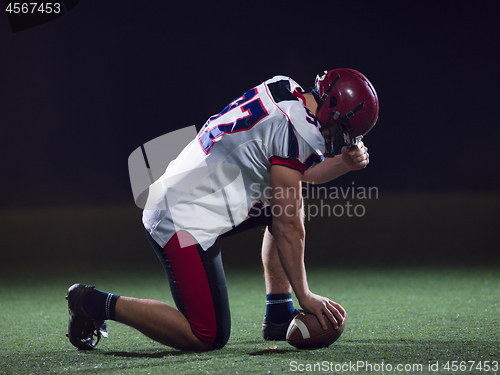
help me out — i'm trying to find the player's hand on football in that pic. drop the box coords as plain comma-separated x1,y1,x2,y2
341,141,369,171
299,291,346,330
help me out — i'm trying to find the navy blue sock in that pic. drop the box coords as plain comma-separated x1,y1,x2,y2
265,293,295,324
82,289,120,321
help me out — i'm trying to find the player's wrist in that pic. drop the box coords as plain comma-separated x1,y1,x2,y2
295,289,313,306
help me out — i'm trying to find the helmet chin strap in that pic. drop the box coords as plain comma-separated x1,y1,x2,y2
322,110,341,157
317,74,340,114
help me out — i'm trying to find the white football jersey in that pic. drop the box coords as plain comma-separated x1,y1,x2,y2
143,76,326,250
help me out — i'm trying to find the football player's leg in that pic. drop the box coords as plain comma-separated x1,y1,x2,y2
114,295,212,350
146,231,230,350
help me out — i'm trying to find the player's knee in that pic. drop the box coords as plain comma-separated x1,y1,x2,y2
212,325,230,349
192,320,230,350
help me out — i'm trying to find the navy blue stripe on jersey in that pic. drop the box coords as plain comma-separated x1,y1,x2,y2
304,153,324,169
248,200,265,217
267,80,298,103
286,122,299,159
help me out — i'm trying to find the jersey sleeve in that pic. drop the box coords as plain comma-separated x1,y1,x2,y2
264,76,325,174
269,155,308,174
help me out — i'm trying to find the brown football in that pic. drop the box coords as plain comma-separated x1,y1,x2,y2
286,312,347,349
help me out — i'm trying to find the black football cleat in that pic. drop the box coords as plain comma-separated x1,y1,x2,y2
262,309,302,341
66,283,108,350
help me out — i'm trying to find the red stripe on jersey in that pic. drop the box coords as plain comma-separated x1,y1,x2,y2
269,156,307,175
292,88,306,105
162,231,217,347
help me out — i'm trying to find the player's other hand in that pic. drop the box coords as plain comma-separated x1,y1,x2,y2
299,291,346,330
341,141,369,171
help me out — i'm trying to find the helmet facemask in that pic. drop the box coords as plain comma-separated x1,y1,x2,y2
321,112,364,157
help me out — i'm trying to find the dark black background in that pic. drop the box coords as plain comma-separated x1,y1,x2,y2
1,1,499,209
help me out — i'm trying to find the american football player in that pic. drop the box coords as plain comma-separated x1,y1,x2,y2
66,69,379,351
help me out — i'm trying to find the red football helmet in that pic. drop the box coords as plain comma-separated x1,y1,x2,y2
314,68,379,155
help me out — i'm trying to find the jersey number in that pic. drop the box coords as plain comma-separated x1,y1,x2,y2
198,88,269,154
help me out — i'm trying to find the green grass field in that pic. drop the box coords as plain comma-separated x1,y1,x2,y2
1,267,498,374
1,193,499,374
